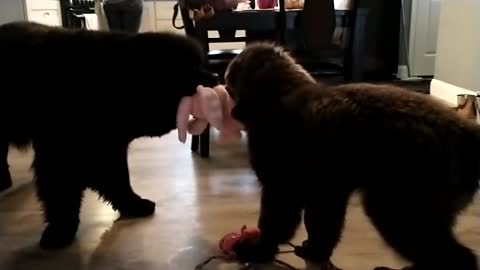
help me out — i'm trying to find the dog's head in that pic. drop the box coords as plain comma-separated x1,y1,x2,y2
140,32,220,95
224,42,315,123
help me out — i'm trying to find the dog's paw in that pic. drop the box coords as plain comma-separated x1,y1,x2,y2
233,238,278,263
294,241,342,270
39,223,78,250
119,198,156,218
294,243,323,262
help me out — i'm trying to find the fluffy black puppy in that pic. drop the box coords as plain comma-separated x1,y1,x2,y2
224,42,479,270
0,21,219,249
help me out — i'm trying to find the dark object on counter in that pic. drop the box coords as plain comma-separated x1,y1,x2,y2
356,0,401,80
301,0,335,52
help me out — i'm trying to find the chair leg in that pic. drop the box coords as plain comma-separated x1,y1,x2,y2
191,135,199,153
199,125,210,158
345,8,369,82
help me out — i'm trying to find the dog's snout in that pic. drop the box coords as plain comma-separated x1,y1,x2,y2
200,71,220,88
211,72,220,82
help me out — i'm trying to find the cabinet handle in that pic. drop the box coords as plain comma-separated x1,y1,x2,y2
44,12,50,16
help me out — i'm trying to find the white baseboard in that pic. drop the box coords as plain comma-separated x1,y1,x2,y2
430,79,477,107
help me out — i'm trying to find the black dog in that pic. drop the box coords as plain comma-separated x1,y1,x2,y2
225,42,479,270
0,21,218,249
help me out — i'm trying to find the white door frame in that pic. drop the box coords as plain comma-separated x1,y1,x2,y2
408,0,439,77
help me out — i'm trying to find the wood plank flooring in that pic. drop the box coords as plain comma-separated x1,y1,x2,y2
0,131,478,270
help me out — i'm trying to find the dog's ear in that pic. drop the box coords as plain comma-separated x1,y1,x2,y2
176,96,193,143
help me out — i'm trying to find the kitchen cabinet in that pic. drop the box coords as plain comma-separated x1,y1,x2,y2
24,0,62,26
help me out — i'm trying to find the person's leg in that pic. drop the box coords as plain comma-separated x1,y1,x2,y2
103,2,124,32
121,1,143,33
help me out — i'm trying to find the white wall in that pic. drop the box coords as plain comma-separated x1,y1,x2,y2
430,0,480,105
0,0,26,25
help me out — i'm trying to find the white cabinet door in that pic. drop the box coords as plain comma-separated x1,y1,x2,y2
408,0,441,76
29,9,61,26
24,0,62,26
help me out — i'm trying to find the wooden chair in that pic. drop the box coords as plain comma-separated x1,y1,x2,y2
286,0,368,82
175,0,368,158
174,0,287,81
60,0,96,29
175,0,289,158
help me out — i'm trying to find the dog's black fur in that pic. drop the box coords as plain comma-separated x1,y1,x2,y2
0,21,219,249
225,42,480,270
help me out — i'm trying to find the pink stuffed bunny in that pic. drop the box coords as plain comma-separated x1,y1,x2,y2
176,85,244,144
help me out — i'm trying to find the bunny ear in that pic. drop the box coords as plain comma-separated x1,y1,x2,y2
176,96,193,143
197,86,224,130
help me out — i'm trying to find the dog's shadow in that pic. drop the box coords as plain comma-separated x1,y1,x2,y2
0,183,84,270
0,243,84,270
85,219,315,270
82,215,159,270
0,214,322,270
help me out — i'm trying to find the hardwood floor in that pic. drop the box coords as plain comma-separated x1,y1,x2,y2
0,131,478,270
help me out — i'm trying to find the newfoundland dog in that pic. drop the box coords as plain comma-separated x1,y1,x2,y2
225,42,479,270
0,21,218,249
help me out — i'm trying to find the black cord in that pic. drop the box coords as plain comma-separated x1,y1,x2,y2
194,242,300,270
172,3,185,29
194,255,232,270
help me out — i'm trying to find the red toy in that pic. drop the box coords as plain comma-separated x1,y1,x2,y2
194,225,261,270
218,225,261,257
195,225,298,270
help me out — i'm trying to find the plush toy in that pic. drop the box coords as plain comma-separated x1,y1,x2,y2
195,225,299,270
176,85,244,144
219,225,261,257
